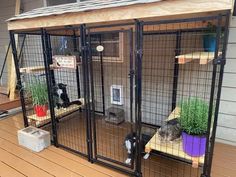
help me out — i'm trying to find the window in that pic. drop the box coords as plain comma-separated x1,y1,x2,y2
46,0,89,6
47,0,76,6
91,32,124,62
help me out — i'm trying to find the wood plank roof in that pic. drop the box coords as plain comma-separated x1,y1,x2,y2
8,0,162,21
7,0,232,31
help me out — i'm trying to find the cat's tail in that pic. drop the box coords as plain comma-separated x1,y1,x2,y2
69,100,82,106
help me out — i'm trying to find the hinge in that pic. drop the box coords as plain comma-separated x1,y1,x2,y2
128,70,135,77
214,56,226,65
136,49,143,57
81,45,88,51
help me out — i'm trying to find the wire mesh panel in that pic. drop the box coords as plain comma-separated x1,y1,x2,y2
17,34,52,129
11,12,229,177
48,32,88,155
88,28,137,171
14,30,89,156
140,15,228,177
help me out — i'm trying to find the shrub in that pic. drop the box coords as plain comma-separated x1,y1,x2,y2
180,98,209,136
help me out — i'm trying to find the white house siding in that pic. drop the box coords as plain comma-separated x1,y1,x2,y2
0,0,44,86
216,15,236,146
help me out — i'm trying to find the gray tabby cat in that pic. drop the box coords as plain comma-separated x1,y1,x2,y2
158,118,182,141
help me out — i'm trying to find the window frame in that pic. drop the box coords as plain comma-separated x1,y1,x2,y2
91,32,124,63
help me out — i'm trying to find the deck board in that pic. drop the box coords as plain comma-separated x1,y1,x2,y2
0,161,25,177
0,113,235,177
0,114,126,177
0,147,53,177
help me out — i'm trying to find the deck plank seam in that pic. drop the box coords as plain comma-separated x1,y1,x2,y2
0,129,112,177
0,146,55,177
0,160,27,177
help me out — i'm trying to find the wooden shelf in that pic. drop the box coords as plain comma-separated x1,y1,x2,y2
145,134,204,168
28,98,84,127
167,107,180,121
175,52,217,65
20,65,56,73
145,107,204,168
20,63,81,74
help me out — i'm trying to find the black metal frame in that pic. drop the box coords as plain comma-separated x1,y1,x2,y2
86,25,138,175
139,12,230,177
41,29,58,146
9,11,230,177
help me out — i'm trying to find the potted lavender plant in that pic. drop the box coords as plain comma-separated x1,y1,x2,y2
180,98,208,157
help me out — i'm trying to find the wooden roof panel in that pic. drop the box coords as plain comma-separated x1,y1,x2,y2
8,0,162,21
7,0,232,31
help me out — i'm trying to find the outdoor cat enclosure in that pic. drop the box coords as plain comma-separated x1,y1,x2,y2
8,0,231,177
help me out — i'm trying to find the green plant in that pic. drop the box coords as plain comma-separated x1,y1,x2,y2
180,98,209,136
27,81,48,106
205,22,216,35
205,22,224,37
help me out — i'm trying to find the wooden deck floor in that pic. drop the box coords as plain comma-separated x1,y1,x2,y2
0,114,127,177
0,113,235,177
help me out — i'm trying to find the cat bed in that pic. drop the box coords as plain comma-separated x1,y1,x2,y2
27,98,84,127
145,107,204,168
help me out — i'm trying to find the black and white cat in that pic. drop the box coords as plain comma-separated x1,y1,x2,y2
53,83,82,109
124,133,151,164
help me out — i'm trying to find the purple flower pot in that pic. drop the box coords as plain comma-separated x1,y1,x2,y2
182,132,206,157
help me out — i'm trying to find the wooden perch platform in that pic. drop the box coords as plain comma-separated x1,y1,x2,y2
28,100,84,127
145,135,204,168
167,107,180,121
145,107,204,168
19,65,56,73
175,52,217,65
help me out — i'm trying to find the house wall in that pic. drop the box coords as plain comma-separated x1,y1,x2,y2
0,0,44,86
91,31,214,127
216,15,236,146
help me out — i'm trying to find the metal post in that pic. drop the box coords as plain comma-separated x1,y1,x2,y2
134,20,143,177
171,31,181,110
18,34,26,66
128,28,135,169
99,34,106,115
202,14,223,177
47,35,56,85
87,28,97,161
9,31,28,127
41,28,58,146
204,12,230,177
80,24,93,161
